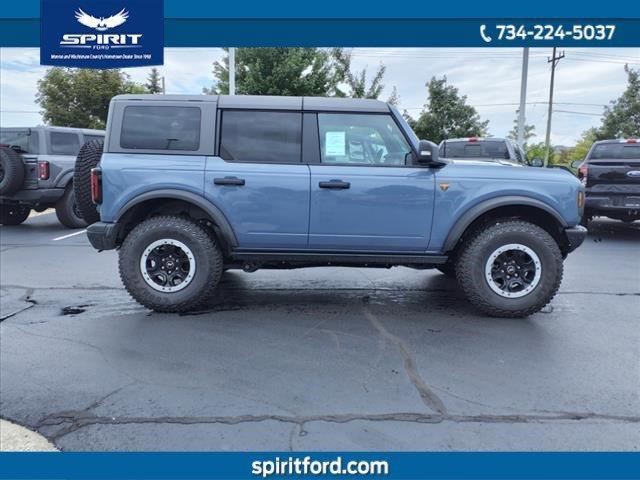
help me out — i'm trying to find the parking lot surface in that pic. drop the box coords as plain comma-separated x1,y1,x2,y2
1,212,639,451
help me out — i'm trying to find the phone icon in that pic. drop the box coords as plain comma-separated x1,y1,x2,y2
480,24,492,43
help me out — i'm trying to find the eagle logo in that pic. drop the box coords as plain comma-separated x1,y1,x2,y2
74,8,129,31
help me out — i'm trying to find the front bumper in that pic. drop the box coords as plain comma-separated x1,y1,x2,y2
86,222,121,251
564,225,587,253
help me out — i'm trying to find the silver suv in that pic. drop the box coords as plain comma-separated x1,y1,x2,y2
0,126,104,227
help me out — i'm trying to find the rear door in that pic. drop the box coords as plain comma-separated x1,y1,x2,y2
308,112,435,252
204,109,310,249
586,141,640,205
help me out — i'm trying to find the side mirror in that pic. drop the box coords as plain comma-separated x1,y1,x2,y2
416,140,441,165
571,160,583,169
530,158,544,167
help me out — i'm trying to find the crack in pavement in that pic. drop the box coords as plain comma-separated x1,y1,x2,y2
363,308,448,416
35,410,640,442
0,288,37,322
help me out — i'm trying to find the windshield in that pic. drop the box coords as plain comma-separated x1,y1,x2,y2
440,140,510,160
0,129,38,153
590,143,640,160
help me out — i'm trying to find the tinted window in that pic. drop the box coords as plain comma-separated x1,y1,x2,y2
50,132,81,155
440,140,509,159
318,114,411,166
0,130,39,154
590,143,640,160
83,134,104,143
220,111,302,163
121,106,201,151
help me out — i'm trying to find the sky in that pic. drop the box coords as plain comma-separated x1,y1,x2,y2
1,47,639,146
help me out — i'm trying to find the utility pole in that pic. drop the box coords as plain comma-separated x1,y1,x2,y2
516,47,529,151
228,47,236,95
544,47,565,167
161,76,166,94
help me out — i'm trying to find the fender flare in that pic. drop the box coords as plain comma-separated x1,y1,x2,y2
55,171,74,189
442,195,568,252
115,189,238,248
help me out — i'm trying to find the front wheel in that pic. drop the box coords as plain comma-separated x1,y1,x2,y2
455,220,563,318
0,205,30,225
118,215,224,313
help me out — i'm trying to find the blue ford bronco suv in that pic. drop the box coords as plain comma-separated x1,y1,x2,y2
79,94,586,317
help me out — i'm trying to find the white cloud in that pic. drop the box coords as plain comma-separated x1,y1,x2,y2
1,47,638,145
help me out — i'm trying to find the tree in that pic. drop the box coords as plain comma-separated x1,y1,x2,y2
597,65,639,139
410,76,489,143
525,142,549,163
331,49,386,99
507,109,536,147
203,48,346,97
36,68,144,129
146,67,162,93
568,128,598,162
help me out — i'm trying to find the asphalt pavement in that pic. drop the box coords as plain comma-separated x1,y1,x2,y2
1,212,639,451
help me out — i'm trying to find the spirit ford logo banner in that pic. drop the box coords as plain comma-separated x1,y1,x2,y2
40,0,163,68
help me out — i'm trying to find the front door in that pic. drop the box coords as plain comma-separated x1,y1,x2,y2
204,110,310,249
308,113,435,252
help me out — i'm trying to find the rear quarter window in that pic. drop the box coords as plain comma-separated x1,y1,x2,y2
50,131,81,155
120,106,201,151
441,141,509,159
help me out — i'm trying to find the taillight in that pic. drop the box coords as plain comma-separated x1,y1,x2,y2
38,161,50,180
627,138,637,143
577,163,588,186
468,137,478,142
90,168,102,204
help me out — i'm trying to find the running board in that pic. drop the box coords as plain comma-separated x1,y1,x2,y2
230,250,448,266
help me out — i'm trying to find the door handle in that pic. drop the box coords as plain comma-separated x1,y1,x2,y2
214,177,245,186
319,180,350,189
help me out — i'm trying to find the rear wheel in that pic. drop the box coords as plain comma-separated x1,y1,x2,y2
74,139,103,225
0,205,30,225
0,146,25,195
119,216,224,313
55,184,88,229
455,220,563,318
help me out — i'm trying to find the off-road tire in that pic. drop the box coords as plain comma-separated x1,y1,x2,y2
0,205,30,225
73,139,103,225
55,184,88,229
0,146,25,195
119,215,224,313
455,220,563,318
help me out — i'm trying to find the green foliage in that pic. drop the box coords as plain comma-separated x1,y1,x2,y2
331,48,386,99
409,76,489,143
203,48,347,97
597,66,640,140
506,109,536,147
525,142,548,163
36,68,143,129
567,128,597,162
145,68,162,94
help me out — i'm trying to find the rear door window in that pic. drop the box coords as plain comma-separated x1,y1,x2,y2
50,132,81,155
120,106,201,151
590,143,640,160
219,110,302,163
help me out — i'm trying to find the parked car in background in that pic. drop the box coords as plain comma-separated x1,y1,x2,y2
0,126,104,227
574,138,640,224
77,94,586,318
439,137,539,167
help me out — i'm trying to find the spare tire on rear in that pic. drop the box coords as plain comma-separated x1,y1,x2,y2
73,139,103,225
0,146,25,195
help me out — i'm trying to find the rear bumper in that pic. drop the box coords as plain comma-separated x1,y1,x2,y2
564,226,588,253
86,222,120,251
0,188,65,206
585,193,640,213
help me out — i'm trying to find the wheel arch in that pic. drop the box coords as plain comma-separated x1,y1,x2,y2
443,196,569,254
115,189,238,252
